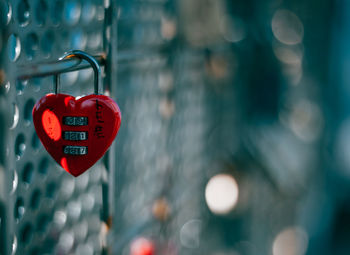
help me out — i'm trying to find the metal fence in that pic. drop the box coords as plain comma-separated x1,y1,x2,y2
0,1,109,254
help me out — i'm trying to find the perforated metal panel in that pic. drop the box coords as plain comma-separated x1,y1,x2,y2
111,1,213,254
112,0,177,253
0,1,109,254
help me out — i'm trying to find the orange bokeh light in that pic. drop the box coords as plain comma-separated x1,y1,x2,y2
42,109,61,141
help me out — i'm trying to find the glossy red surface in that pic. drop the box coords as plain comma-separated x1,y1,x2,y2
33,93,121,177
42,109,62,141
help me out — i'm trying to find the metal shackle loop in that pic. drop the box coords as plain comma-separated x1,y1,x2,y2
54,50,102,95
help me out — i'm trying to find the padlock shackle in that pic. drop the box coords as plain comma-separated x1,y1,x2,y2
55,50,102,95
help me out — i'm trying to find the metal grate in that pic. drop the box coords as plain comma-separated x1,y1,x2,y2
1,1,108,254
111,1,212,254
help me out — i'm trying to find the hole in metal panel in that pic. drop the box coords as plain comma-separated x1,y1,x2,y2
61,178,75,199
61,71,79,87
31,77,41,91
73,221,88,241
30,189,41,210
31,132,40,150
57,230,74,253
87,215,101,235
24,33,39,60
81,0,95,24
75,244,94,255
54,210,67,230
38,157,48,175
67,200,81,220
29,247,40,255
10,103,19,129
11,169,18,194
35,0,47,26
78,68,93,82
46,182,57,198
4,81,11,93
17,0,30,27
11,235,17,255
81,193,95,211
0,1,11,25
20,223,33,244
41,30,54,57
96,5,104,21
71,29,87,49
14,198,25,220
15,134,26,159
89,165,101,183
16,79,27,94
36,214,49,233
7,34,21,62
76,173,89,190
24,98,35,124
63,0,81,26
51,0,63,25
87,31,102,50
87,234,101,253
22,162,34,185
60,30,71,50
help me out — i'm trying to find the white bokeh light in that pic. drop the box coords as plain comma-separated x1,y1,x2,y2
180,219,202,249
272,226,309,255
205,174,239,215
272,9,304,45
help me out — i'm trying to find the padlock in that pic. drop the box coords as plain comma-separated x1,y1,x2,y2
32,50,121,177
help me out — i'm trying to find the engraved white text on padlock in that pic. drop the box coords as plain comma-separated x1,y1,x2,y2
63,131,88,141
63,146,88,155
63,116,88,126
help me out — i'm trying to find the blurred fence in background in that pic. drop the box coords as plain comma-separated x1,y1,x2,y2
1,0,350,254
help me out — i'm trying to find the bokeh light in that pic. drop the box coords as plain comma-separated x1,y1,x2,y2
205,174,239,215
130,237,155,255
272,9,304,45
180,219,202,249
272,227,309,255
220,16,246,43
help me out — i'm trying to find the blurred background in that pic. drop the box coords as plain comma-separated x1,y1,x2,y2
1,0,350,254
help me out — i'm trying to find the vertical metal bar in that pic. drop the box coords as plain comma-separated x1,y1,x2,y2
0,107,6,255
103,0,118,253
1,23,11,255
54,75,59,94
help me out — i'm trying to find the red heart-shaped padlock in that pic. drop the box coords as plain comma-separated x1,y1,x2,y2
32,93,121,177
